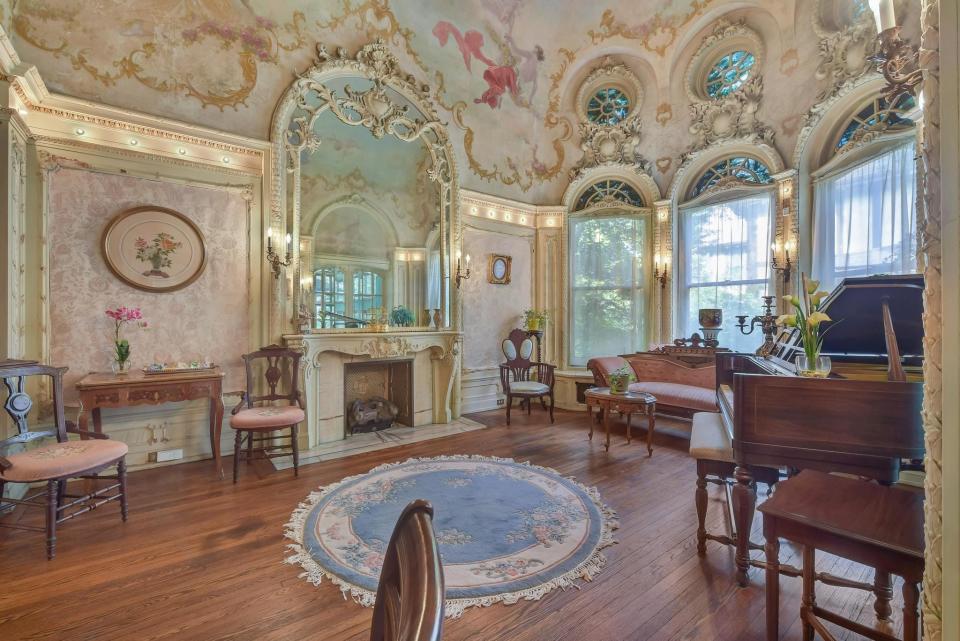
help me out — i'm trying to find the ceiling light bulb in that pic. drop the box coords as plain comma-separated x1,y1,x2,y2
75,128,86,136
222,156,231,164
129,138,138,146
177,148,187,155
17,107,27,116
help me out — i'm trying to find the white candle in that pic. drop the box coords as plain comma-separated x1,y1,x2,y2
869,0,897,31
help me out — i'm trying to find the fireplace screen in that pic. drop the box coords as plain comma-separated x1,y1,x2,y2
344,360,413,435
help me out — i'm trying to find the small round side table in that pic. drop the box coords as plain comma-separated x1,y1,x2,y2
584,387,657,456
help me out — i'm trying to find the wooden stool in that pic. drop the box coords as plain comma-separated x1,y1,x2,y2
759,470,923,641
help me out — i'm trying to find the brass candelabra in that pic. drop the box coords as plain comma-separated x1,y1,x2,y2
736,296,780,357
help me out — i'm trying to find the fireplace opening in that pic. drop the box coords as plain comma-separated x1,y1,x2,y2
344,359,414,436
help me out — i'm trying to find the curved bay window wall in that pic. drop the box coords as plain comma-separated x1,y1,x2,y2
568,180,650,366
678,156,775,353
812,94,920,289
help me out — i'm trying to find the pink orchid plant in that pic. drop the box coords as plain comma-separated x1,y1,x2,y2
105,306,148,373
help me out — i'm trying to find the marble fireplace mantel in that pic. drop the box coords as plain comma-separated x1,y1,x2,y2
283,330,463,447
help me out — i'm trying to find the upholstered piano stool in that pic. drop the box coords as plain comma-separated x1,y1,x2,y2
690,411,778,556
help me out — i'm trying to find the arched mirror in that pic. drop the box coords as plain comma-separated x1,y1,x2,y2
271,40,458,333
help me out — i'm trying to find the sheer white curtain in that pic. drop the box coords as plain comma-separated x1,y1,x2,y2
426,250,441,310
568,214,647,366
813,142,917,290
678,194,773,353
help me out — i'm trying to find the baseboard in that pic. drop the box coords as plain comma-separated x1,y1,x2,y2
462,367,503,413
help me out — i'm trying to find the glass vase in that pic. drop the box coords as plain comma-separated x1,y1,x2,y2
795,354,831,378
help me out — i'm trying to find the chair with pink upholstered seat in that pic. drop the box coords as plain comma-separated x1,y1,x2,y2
0,360,128,560
229,345,305,482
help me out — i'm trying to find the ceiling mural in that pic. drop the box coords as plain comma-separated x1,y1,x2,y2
4,0,915,203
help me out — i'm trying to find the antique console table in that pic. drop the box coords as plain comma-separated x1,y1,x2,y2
75,368,225,477
584,387,657,455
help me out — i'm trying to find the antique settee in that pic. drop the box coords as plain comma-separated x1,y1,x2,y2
586,350,719,419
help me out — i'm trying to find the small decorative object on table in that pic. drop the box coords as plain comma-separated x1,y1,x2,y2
432,308,442,329
297,303,314,334
368,308,390,333
523,308,548,332
390,305,415,327
105,306,148,374
144,358,216,375
608,365,634,394
698,308,723,347
777,273,835,378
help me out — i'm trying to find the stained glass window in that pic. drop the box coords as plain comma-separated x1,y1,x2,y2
691,157,774,198
575,179,644,211
705,50,756,98
835,94,917,151
586,87,630,125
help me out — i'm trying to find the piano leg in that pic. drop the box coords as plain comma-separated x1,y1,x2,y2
695,462,708,556
733,464,757,587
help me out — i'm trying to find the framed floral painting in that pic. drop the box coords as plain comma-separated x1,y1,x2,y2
101,206,207,292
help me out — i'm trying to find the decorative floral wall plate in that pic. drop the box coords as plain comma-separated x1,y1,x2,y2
102,206,207,292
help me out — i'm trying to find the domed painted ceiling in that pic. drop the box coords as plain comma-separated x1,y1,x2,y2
2,0,909,203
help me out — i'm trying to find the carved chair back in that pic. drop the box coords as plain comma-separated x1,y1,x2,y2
370,499,444,641
240,345,302,409
0,360,69,450
501,328,536,382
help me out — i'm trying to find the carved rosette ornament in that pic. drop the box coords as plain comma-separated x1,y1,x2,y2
570,118,651,181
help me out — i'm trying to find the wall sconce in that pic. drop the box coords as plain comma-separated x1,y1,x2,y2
653,253,668,289
868,0,922,102
455,253,471,288
267,230,292,279
770,239,794,284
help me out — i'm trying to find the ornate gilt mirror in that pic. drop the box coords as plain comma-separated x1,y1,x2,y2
271,39,459,333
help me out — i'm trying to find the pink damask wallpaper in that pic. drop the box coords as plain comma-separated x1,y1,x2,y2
47,169,250,397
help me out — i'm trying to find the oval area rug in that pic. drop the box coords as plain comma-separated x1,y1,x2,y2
284,455,618,617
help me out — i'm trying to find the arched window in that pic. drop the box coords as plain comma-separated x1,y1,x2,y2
835,94,916,151
691,156,773,198
678,156,775,352
574,179,644,211
314,266,346,328
813,94,919,289
586,87,631,126
705,50,756,98
568,179,649,365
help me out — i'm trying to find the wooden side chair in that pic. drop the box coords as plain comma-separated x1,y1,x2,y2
370,499,444,641
229,345,305,483
0,360,128,559
499,328,555,425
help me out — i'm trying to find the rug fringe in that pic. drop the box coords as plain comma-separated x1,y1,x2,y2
282,454,619,618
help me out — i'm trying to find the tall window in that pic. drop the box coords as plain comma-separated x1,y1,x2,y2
314,267,346,328
353,270,384,320
679,195,773,353
569,214,648,365
813,142,917,289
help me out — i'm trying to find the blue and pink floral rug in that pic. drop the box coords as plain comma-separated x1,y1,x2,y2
284,455,618,617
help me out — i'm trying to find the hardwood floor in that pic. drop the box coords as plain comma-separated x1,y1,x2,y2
0,409,906,641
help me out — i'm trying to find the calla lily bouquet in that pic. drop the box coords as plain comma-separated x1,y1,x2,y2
777,274,834,371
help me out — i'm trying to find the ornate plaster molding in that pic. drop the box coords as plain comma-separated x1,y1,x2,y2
573,56,644,124
562,165,662,214
569,117,651,182
814,22,880,101
683,75,776,161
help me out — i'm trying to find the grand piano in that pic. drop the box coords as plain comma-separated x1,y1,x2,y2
716,274,926,588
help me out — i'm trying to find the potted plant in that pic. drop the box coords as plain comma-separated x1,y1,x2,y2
777,273,836,378
523,308,548,332
608,364,634,395
105,306,148,374
390,306,415,327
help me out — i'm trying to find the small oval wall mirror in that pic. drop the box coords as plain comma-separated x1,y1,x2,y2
488,254,512,285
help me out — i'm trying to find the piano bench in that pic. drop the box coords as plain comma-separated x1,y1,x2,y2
759,470,924,641
691,412,779,557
